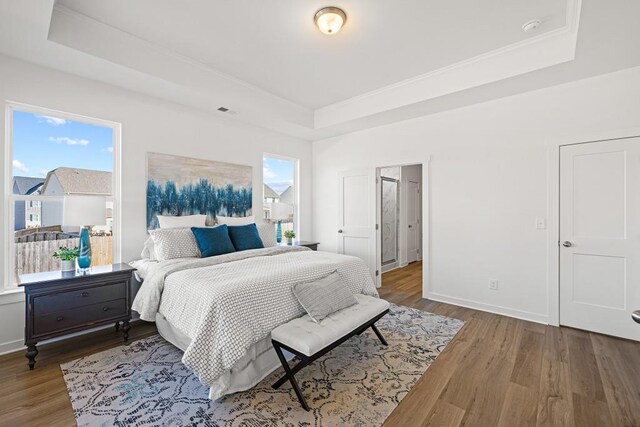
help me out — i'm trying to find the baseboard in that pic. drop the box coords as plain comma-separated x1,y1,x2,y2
427,292,549,325
0,339,24,356
0,318,144,356
381,264,399,274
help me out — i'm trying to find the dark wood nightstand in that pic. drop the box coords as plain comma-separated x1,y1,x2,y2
19,263,136,370
279,241,320,251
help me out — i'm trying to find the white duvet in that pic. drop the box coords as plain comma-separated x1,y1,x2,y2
131,246,378,394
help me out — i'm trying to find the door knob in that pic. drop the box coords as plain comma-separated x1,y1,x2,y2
337,229,343,233
408,225,412,228
562,241,573,247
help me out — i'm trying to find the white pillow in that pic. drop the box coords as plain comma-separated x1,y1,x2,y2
216,215,254,226
148,228,200,261
157,214,207,229
257,223,277,247
140,237,158,261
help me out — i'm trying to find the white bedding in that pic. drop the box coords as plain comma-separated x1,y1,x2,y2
129,258,159,281
131,246,378,399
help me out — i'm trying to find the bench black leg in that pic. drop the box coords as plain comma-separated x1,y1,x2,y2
272,342,310,411
370,324,388,346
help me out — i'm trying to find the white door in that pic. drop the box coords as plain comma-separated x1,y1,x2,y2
560,138,640,341
406,181,420,263
338,169,377,281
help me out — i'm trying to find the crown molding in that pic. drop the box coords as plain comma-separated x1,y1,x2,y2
50,4,308,113
47,1,581,139
315,0,582,129
48,4,315,139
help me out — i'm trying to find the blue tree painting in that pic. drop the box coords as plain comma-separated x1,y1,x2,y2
146,153,252,229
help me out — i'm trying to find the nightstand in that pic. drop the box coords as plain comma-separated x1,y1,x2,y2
279,241,320,251
19,263,136,370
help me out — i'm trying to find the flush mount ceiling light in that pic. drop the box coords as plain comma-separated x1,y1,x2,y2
314,7,347,35
521,19,542,33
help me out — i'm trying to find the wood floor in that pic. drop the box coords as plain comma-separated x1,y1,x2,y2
0,321,158,426
0,262,638,426
380,262,640,427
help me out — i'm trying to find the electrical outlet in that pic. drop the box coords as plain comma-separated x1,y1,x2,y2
535,218,546,230
489,279,498,290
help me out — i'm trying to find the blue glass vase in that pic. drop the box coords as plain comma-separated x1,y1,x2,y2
77,227,92,270
276,221,282,244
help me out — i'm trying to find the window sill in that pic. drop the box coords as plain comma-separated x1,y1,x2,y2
0,288,25,306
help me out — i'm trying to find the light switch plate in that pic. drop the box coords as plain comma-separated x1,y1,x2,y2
535,218,546,229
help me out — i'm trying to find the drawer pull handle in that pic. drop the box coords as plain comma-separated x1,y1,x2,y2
56,316,64,321
103,306,109,312
82,292,89,297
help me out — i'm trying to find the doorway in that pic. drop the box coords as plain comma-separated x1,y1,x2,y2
380,176,399,270
377,164,423,290
559,137,640,341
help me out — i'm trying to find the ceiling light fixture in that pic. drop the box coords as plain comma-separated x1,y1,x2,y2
314,7,347,35
521,19,542,33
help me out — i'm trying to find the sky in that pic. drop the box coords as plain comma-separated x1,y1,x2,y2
263,156,294,194
11,110,113,178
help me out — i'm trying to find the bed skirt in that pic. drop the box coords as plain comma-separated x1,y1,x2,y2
155,312,292,400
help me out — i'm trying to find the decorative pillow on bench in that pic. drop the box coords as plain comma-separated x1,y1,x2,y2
292,271,358,323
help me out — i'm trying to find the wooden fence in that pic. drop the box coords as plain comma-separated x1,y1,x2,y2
14,236,113,283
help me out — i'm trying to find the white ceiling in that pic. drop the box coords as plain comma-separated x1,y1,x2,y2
57,0,566,109
2,1,639,140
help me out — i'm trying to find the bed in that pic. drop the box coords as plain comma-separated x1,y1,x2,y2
131,245,378,400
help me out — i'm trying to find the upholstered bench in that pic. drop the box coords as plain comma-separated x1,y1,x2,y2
270,294,390,410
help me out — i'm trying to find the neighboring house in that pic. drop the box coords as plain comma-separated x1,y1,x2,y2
40,168,113,231
263,184,279,203
263,183,280,220
278,185,295,221
12,176,44,231
41,167,112,196
279,185,294,205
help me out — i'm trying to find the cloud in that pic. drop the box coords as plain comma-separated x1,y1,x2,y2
101,146,114,153
37,115,67,126
40,169,49,177
263,167,277,179
12,160,29,173
49,136,89,146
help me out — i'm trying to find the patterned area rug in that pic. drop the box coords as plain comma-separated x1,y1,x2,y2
61,304,463,426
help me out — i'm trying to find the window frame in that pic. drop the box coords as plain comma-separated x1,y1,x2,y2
262,152,300,238
4,102,122,292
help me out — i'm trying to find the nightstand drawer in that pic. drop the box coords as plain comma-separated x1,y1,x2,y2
34,299,128,336
33,282,127,315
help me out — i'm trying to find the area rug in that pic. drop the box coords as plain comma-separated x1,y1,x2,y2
61,304,463,426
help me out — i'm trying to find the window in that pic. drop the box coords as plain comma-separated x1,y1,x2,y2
263,154,298,237
6,104,120,289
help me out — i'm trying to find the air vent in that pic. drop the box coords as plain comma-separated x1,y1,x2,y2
217,107,230,112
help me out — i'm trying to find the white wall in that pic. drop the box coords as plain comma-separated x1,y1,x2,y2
313,66,640,324
0,54,312,353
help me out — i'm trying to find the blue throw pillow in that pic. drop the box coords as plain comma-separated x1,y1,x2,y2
228,223,265,251
191,225,236,258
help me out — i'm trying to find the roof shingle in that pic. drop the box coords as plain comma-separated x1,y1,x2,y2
42,167,112,195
